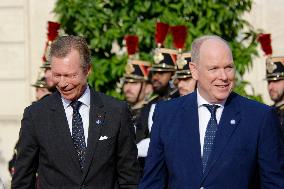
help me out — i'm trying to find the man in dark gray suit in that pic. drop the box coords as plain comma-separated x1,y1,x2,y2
12,35,140,189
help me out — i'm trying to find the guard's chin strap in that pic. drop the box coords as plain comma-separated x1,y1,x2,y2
134,82,144,105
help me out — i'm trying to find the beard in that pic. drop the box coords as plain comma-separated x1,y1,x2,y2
152,81,169,97
270,89,284,103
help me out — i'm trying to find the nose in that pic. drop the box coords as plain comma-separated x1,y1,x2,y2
177,80,185,88
219,69,228,81
123,83,130,92
57,76,68,88
268,81,275,90
152,72,161,81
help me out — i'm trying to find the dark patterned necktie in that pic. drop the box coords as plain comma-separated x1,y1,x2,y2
202,104,219,173
70,100,86,170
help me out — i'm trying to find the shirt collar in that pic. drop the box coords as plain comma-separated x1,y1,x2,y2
61,85,91,109
197,89,226,108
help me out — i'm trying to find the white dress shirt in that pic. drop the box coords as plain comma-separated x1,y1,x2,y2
61,86,90,146
197,89,226,156
148,103,156,133
137,103,156,157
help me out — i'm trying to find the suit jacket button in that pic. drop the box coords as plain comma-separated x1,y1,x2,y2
200,187,205,189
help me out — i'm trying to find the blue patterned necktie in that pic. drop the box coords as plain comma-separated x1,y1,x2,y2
70,100,86,170
202,104,219,173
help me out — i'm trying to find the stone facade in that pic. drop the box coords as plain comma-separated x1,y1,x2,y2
0,0,56,187
243,0,284,104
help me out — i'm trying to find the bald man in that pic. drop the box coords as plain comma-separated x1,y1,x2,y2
139,35,284,189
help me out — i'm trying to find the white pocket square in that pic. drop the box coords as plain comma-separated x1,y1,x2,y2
99,136,108,141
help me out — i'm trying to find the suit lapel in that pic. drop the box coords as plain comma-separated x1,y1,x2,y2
182,92,203,181
49,92,82,175
201,93,241,182
82,89,105,180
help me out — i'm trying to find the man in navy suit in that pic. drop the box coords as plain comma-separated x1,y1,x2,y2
139,35,284,189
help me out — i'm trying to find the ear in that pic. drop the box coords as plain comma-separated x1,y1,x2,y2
189,62,198,80
86,64,92,76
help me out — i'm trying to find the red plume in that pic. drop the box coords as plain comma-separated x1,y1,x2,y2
47,21,60,41
171,25,187,49
141,64,150,77
155,22,169,45
42,21,60,63
124,35,139,56
257,33,272,56
42,42,48,62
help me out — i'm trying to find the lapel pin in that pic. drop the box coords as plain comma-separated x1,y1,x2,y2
96,119,102,125
96,114,104,126
230,119,236,125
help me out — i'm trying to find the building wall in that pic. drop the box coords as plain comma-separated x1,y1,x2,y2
0,0,283,187
243,0,284,104
0,0,56,187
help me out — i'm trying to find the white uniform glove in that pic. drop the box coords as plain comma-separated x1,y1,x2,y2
137,138,150,157
0,177,4,189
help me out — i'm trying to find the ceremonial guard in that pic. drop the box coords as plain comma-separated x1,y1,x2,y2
32,76,52,101
150,22,179,101
266,57,284,135
171,25,196,96
259,33,284,136
121,35,152,127
41,21,61,92
172,52,196,96
136,23,189,173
